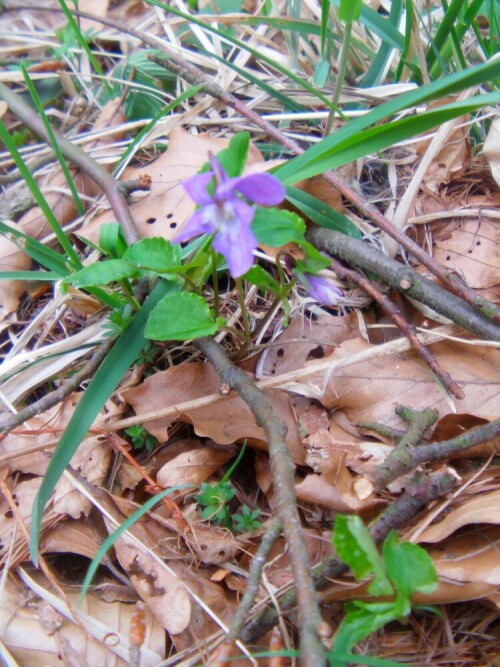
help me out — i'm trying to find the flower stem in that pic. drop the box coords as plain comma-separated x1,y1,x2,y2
211,246,220,317
236,278,251,341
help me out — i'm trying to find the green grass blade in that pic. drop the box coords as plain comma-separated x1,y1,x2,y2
274,58,500,184
145,0,337,110
21,65,85,218
395,0,415,82
361,0,404,87
320,0,329,57
29,279,176,563
57,0,112,94
285,186,362,238
0,271,60,281
426,0,484,78
277,92,500,183
79,483,195,603
0,221,70,276
0,123,81,268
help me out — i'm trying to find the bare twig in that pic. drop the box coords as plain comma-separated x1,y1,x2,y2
306,225,500,341
241,469,457,644
327,256,465,399
228,516,282,642
371,413,500,490
193,336,327,667
370,406,440,491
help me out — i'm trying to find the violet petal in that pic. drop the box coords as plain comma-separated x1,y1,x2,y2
233,173,286,206
182,171,215,206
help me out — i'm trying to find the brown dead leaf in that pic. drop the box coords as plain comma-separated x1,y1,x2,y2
429,526,500,586
417,490,500,543
67,0,109,34
155,439,237,488
432,217,500,290
108,526,192,635
257,312,358,378
122,361,306,464
40,519,103,559
415,103,469,191
281,336,499,426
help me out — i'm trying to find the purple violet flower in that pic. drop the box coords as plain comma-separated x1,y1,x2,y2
174,155,286,278
298,273,342,306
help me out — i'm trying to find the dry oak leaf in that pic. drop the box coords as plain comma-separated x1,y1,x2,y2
83,127,266,243
155,438,237,488
108,526,192,636
280,336,499,427
432,217,500,290
417,489,500,543
122,361,306,464
429,526,500,586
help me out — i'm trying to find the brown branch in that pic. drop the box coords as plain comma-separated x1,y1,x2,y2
0,339,114,435
371,412,500,490
306,225,500,341
370,406,439,491
0,82,139,245
240,469,457,644
327,256,465,399
193,337,327,667
227,516,282,643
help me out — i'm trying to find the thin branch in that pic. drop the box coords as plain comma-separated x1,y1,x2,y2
370,406,439,491
371,413,500,490
193,337,327,667
306,225,500,341
0,339,114,435
228,516,282,643
240,469,457,644
327,256,465,399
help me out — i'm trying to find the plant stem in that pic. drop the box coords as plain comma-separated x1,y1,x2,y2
211,246,220,317
236,278,251,341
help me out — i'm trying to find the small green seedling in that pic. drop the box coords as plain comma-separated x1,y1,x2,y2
330,515,438,665
124,425,158,452
195,441,263,533
232,504,262,532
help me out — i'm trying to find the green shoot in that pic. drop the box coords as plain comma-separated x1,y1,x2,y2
332,515,438,664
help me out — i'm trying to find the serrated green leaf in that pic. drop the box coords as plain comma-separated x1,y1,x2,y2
333,515,393,596
383,531,438,599
252,207,306,247
69,259,136,287
124,237,181,272
145,291,224,340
